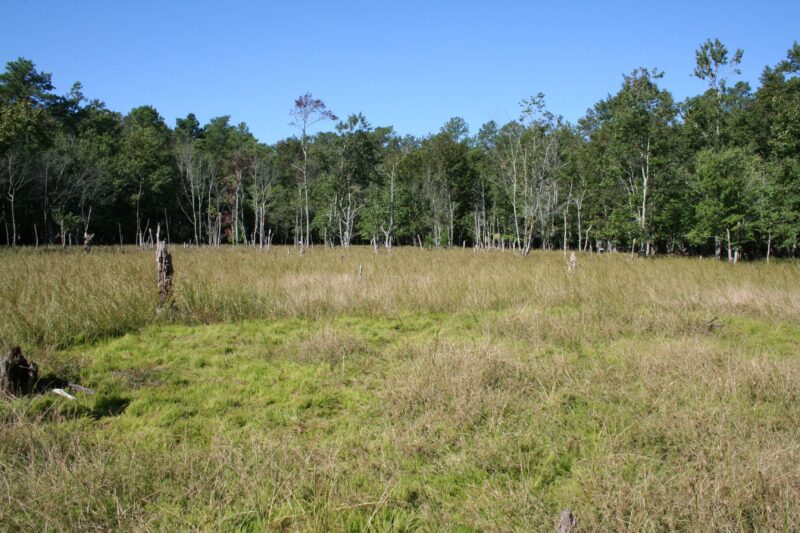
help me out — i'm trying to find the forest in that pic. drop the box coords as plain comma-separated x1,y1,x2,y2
1,39,799,260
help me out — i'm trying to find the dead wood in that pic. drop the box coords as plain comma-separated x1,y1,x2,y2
156,226,174,307
557,508,577,532
1,347,98,400
0,346,38,397
83,232,94,253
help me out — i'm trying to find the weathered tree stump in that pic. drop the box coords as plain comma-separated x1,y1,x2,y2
568,251,577,272
83,232,94,253
557,508,577,533
0,347,38,397
156,233,173,307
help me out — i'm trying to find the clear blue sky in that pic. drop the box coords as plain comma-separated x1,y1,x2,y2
2,0,798,143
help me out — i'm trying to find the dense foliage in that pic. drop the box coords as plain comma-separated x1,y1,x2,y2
1,39,798,258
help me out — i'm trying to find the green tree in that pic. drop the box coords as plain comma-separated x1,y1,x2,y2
747,42,800,256
0,58,55,107
689,147,758,261
0,59,57,244
693,38,744,145
358,129,415,248
290,93,337,248
584,70,676,253
115,106,176,244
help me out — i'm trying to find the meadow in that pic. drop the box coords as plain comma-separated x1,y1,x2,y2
1,246,800,531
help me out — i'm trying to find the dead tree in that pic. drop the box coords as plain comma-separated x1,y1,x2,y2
0,346,38,397
83,232,94,253
156,225,174,307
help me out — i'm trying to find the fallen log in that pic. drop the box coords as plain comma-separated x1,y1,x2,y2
66,382,95,395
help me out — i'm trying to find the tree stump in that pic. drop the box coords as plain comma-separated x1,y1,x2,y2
557,509,577,533
83,232,94,254
0,347,38,397
156,239,173,307
568,252,577,272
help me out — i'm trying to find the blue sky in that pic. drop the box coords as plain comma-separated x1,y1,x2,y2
2,0,798,143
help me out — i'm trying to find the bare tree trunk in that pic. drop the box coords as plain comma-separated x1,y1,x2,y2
233,179,240,245
135,178,144,247
562,203,568,256
42,163,49,245
303,144,311,248
295,207,301,248
259,207,266,250
511,183,521,249
163,208,170,245
640,143,649,247
584,225,592,252
9,194,16,246
207,186,213,246
766,232,771,264
726,227,733,262
447,193,456,248
382,164,396,250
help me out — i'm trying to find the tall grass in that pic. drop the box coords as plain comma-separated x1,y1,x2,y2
2,245,798,354
1,246,800,530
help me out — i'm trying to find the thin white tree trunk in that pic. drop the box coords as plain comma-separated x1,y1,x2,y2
726,227,733,262
766,232,771,264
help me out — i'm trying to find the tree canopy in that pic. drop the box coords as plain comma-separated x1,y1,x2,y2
1,40,799,259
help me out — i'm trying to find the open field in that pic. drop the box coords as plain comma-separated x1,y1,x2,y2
2,247,800,531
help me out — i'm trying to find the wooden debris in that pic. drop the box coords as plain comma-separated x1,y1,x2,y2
0,346,38,397
568,251,577,272
67,383,96,395
1,347,94,400
703,317,724,333
83,232,94,253
557,508,577,533
156,224,174,307
51,388,76,401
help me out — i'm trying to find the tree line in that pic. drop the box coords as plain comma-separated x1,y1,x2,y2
1,39,798,259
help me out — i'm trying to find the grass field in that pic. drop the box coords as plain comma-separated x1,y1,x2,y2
2,246,800,531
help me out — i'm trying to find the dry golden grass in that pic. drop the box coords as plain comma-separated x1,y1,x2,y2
1,246,799,531
2,245,798,354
